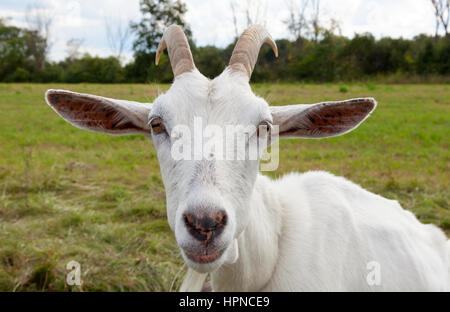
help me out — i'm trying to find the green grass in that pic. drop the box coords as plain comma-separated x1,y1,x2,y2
0,83,448,291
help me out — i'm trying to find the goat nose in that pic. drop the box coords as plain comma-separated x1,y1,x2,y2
183,209,227,243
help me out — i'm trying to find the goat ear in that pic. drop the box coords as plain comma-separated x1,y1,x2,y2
45,89,152,136
271,98,376,139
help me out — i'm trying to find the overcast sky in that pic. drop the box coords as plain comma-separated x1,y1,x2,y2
0,0,438,62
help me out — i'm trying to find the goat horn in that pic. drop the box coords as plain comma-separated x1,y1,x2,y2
228,25,278,80
155,25,195,77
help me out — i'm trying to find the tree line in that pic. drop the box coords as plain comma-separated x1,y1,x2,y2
0,0,449,83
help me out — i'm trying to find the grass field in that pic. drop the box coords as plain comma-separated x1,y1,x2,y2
0,83,448,291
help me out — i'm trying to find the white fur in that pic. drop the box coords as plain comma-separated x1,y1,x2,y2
212,171,449,291
180,268,208,292
167,70,448,291
46,67,449,292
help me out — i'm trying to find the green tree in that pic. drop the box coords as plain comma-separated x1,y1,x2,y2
131,0,191,53
60,54,124,83
128,0,192,82
0,20,26,81
193,46,227,79
417,38,438,74
0,19,47,81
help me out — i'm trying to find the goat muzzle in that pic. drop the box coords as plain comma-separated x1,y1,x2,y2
183,209,228,245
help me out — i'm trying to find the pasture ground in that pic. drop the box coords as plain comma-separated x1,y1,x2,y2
0,83,448,291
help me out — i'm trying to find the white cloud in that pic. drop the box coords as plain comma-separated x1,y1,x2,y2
0,0,439,62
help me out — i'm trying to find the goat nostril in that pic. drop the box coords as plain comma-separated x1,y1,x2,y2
183,210,227,242
216,211,227,227
183,213,191,228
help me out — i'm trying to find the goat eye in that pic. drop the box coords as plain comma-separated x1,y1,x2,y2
257,121,272,137
150,117,165,134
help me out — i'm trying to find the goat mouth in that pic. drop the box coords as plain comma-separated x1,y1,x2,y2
184,250,223,264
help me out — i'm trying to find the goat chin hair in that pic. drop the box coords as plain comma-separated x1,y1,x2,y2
179,268,208,292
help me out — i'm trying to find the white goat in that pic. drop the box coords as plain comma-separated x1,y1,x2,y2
45,25,449,291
